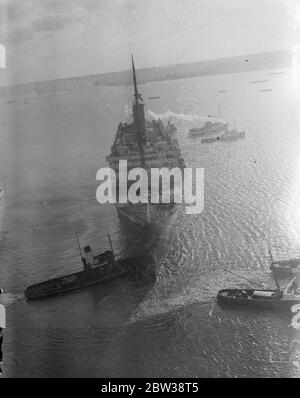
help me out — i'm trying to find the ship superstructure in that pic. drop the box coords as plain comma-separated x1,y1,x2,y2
106,57,184,264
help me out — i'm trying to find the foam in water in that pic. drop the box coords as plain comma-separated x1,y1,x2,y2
0,293,25,306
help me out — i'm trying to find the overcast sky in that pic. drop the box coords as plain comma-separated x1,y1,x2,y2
0,0,299,86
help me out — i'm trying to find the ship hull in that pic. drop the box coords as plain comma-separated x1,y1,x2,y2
116,203,179,270
189,125,225,136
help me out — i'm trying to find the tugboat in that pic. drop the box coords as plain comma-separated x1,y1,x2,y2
25,233,155,300
217,288,300,311
217,255,300,312
201,135,223,144
269,249,300,278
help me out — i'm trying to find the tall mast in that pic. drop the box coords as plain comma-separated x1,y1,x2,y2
131,55,145,166
269,248,281,291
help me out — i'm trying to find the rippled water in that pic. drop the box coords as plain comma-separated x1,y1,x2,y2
1,68,300,377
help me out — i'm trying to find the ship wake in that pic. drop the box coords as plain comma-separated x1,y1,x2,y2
0,292,25,306
129,251,274,323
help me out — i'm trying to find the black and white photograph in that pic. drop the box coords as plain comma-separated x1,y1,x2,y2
0,0,300,380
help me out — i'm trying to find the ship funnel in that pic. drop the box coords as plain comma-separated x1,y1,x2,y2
131,55,139,104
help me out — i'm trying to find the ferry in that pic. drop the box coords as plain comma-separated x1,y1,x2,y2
189,121,227,137
201,125,245,144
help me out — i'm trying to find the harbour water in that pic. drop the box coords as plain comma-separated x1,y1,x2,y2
1,67,300,377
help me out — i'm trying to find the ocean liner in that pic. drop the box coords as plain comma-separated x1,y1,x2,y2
106,57,185,266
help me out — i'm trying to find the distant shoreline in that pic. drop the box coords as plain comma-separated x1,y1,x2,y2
0,49,291,98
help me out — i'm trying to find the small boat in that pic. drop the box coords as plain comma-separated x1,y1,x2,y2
25,233,156,300
149,96,160,100
217,288,300,311
201,136,222,144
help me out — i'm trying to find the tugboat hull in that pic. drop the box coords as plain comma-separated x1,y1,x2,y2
217,288,300,312
25,266,126,300
25,255,156,300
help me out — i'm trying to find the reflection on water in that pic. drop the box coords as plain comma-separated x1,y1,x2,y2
1,68,300,377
